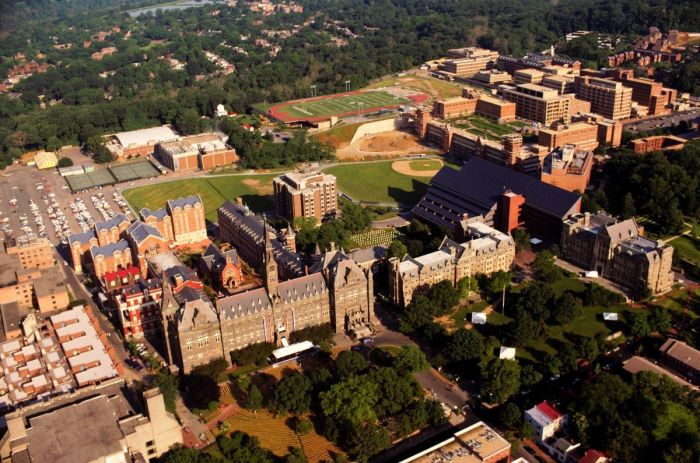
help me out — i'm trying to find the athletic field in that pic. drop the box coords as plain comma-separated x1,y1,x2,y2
122,174,276,221
261,90,427,123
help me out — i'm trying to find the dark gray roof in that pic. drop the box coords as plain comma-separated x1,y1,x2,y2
89,239,130,259
126,220,163,245
276,273,327,303
414,157,580,227
167,195,203,211
218,201,304,277
218,287,272,320
68,230,96,246
201,243,239,272
94,213,129,233
140,207,169,221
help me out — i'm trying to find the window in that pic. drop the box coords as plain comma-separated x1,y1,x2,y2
186,339,192,351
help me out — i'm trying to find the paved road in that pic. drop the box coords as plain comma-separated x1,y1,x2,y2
372,305,470,412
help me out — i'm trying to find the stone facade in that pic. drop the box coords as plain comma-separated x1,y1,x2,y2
560,212,674,295
164,230,374,373
389,221,515,306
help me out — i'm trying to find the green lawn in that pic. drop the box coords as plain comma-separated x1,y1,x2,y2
669,235,700,266
453,115,520,141
323,160,431,206
409,159,443,171
363,74,463,99
268,91,411,120
122,174,276,221
450,301,489,330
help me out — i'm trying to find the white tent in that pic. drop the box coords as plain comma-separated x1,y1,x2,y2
603,312,619,321
499,347,516,360
471,312,487,325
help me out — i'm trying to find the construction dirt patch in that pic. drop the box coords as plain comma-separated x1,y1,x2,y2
359,131,422,152
242,178,273,195
391,159,443,177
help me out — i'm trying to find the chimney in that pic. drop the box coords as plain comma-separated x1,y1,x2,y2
235,196,243,206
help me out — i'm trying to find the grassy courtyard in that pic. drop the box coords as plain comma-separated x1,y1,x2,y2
323,160,431,206
122,174,276,221
452,115,524,141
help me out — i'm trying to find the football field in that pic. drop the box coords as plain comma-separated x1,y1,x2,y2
263,90,426,123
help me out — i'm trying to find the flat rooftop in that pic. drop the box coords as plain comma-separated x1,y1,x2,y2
24,394,126,463
401,421,510,463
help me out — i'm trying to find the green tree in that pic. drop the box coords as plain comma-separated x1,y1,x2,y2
155,371,179,414
270,373,312,415
285,447,306,463
621,192,636,219
320,375,378,425
394,344,429,373
551,292,583,325
347,422,391,463
512,228,531,252
498,402,522,429
531,250,560,282
520,364,543,389
447,328,485,363
649,307,672,333
246,384,263,414
387,239,408,259
57,157,73,167
428,280,460,315
334,350,368,377
457,276,479,299
628,312,651,338
486,271,512,298
480,359,521,404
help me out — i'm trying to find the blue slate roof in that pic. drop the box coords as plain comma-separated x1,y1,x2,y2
126,221,163,245
68,231,96,246
90,239,130,259
141,207,169,221
94,213,129,233
167,195,202,210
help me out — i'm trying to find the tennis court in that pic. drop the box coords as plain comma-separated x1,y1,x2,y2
65,160,161,192
110,160,160,182
65,169,117,192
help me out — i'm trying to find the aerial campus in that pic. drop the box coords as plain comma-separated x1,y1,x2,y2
0,1,700,463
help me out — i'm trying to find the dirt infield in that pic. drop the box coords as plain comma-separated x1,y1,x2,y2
391,158,443,177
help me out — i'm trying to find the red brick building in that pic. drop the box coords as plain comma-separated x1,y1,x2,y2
90,240,133,279
125,221,169,277
113,278,163,339
166,195,207,245
199,243,244,293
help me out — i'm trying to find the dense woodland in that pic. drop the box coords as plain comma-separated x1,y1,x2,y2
0,0,699,167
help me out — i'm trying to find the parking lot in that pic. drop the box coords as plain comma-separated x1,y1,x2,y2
623,108,700,133
0,164,135,249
